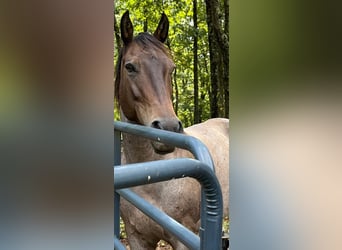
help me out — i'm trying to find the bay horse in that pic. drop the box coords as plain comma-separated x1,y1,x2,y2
115,11,229,249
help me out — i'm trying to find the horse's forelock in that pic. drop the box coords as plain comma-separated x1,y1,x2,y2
134,33,172,58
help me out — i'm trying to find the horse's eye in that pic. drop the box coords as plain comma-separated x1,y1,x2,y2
125,63,136,73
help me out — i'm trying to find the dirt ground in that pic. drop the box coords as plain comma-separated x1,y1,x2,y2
120,216,229,249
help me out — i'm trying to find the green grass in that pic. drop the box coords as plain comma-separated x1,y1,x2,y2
223,216,229,233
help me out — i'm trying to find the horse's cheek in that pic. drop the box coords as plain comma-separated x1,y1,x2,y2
123,108,137,122
120,91,137,121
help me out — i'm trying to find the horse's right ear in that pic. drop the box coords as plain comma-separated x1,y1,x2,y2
121,10,133,45
154,13,169,43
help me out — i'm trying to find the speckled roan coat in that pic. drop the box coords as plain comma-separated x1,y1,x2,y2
116,11,229,250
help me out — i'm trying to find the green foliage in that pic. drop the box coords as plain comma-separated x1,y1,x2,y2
120,217,126,239
114,0,211,127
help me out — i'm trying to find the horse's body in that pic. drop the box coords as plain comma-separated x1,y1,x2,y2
116,11,229,249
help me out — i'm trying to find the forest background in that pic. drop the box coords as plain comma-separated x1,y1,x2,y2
114,0,229,127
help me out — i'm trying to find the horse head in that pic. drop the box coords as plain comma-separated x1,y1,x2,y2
115,11,183,154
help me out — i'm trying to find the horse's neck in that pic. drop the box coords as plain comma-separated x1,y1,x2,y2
120,112,164,163
122,133,160,163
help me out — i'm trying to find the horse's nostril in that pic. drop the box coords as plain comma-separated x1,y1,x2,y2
152,119,183,133
152,120,163,130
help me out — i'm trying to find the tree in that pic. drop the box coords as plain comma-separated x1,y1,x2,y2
222,0,229,118
204,0,219,118
204,0,229,118
193,0,199,123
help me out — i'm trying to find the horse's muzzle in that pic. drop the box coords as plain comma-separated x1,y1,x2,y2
151,119,183,133
150,118,183,154
151,141,176,155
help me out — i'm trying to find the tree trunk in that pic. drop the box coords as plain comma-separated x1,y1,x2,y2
193,0,200,124
144,18,148,32
205,0,220,118
174,68,179,116
222,0,229,118
204,0,229,118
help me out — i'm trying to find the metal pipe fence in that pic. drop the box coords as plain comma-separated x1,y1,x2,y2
114,121,223,249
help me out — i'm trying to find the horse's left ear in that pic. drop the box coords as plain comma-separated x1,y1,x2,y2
154,13,169,43
121,10,134,45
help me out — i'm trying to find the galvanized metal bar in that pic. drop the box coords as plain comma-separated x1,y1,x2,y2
115,158,211,189
113,121,215,172
115,158,223,250
114,193,121,249
117,188,200,250
114,130,121,245
114,237,126,250
114,121,214,244
114,122,223,249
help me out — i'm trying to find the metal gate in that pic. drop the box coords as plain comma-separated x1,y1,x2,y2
114,121,223,249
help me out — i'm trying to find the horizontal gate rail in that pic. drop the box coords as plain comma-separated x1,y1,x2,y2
114,121,223,249
113,237,126,250
114,121,215,172
115,158,217,189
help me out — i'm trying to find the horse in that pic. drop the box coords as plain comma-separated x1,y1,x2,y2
115,10,229,249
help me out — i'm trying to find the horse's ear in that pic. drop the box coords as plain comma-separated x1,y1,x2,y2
154,13,169,43
121,10,133,45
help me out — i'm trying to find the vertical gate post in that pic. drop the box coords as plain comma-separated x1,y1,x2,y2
114,130,121,243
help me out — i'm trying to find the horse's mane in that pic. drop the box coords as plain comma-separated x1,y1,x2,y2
114,32,172,103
